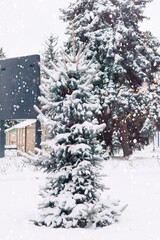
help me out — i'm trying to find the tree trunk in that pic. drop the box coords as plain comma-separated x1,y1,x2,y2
120,120,132,157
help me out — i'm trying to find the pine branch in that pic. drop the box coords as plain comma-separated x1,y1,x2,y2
38,62,54,79
34,105,42,115
120,204,128,213
18,150,37,163
28,151,36,157
87,51,97,70
76,44,84,71
50,61,59,71
41,77,52,84
83,66,99,86
60,71,70,82
60,47,73,63
79,44,89,60
38,96,51,106
95,123,106,133
60,51,68,71
39,85,50,97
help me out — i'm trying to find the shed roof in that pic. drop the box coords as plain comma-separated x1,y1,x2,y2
5,119,37,132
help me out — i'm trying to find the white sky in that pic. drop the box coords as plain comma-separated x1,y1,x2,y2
0,0,159,59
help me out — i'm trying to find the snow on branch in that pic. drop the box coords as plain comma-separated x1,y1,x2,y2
87,51,97,69
50,61,59,71
60,47,73,63
79,44,89,60
34,104,42,115
82,66,99,87
95,123,106,133
76,44,84,71
38,62,54,80
60,50,68,71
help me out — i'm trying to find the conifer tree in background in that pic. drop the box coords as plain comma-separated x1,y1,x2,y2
42,34,58,72
25,24,121,228
61,0,160,156
0,47,5,59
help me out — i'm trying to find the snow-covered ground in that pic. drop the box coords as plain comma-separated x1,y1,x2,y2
1,144,160,240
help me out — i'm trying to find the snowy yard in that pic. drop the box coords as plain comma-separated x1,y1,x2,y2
0,145,160,240
0,0,160,239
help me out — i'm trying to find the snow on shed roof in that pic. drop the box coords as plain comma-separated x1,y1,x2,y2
5,119,37,132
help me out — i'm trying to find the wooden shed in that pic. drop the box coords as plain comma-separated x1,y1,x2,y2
5,119,37,154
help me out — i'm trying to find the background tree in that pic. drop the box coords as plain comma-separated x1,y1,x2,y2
0,47,5,59
41,34,58,72
24,25,121,228
60,0,160,156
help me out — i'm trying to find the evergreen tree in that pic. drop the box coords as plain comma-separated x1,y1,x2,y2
60,0,160,156
42,34,58,71
5,120,19,130
0,47,5,59
25,25,121,228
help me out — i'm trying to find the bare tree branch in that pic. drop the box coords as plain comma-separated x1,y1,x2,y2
60,47,73,63
72,21,76,63
76,44,84,71
79,44,89,60
60,51,68,71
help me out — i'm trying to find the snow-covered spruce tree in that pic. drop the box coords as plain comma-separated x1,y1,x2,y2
61,0,160,156
41,34,58,77
25,25,121,228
